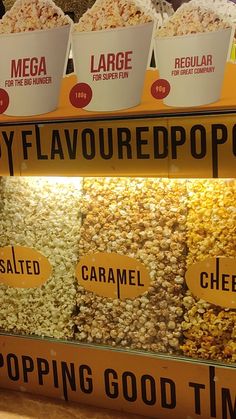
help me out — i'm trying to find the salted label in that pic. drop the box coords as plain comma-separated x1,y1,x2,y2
76,252,150,300
0,246,52,288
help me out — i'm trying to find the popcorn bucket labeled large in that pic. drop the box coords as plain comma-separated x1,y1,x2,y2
0,24,71,116
71,22,154,111
154,28,232,107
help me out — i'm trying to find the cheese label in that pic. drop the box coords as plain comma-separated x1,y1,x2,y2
0,246,52,288
186,257,236,308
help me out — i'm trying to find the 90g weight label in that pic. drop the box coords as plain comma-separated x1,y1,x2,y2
151,79,171,99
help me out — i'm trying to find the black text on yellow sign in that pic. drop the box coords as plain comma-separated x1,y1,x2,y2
0,335,235,419
76,253,150,299
186,257,236,309
0,114,235,177
0,246,52,288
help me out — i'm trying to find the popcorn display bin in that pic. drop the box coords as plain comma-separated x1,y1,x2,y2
0,175,235,359
0,118,235,418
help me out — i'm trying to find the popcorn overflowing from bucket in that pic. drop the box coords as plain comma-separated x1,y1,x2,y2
74,0,154,32
157,0,231,37
0,0,71,34
190,0,236,24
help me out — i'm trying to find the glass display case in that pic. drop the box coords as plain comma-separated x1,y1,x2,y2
0,1,235,418
0,176,235,364
0,173,235,419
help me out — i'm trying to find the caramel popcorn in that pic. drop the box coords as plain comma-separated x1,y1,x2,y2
74,178,187,354
0,0,72,34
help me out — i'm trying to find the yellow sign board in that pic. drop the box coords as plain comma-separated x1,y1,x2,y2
0,335,235,418
0,114,235,178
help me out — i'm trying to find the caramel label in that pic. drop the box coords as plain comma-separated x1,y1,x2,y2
76,253,150,299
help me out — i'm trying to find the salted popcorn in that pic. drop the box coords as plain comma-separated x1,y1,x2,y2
0,177,82,339
0,0,72,34
135,0,174,29
157,0,231,37
74,0,154,32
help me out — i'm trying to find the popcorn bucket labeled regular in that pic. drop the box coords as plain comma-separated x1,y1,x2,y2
154,28,232,107
71,22,154,112
0,24,71,116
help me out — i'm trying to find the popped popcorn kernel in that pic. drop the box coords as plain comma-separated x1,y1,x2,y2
0,177,82,339
74,178,188,354
0,0,72,34
157,0,231,37
182,179,236,363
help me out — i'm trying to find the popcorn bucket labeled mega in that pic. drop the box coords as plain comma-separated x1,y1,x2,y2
71,22,154,112
0,25,71,116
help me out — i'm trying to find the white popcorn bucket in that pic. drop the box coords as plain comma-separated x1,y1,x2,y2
154,28,232,107
71,22,154,111
0,24,71,116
